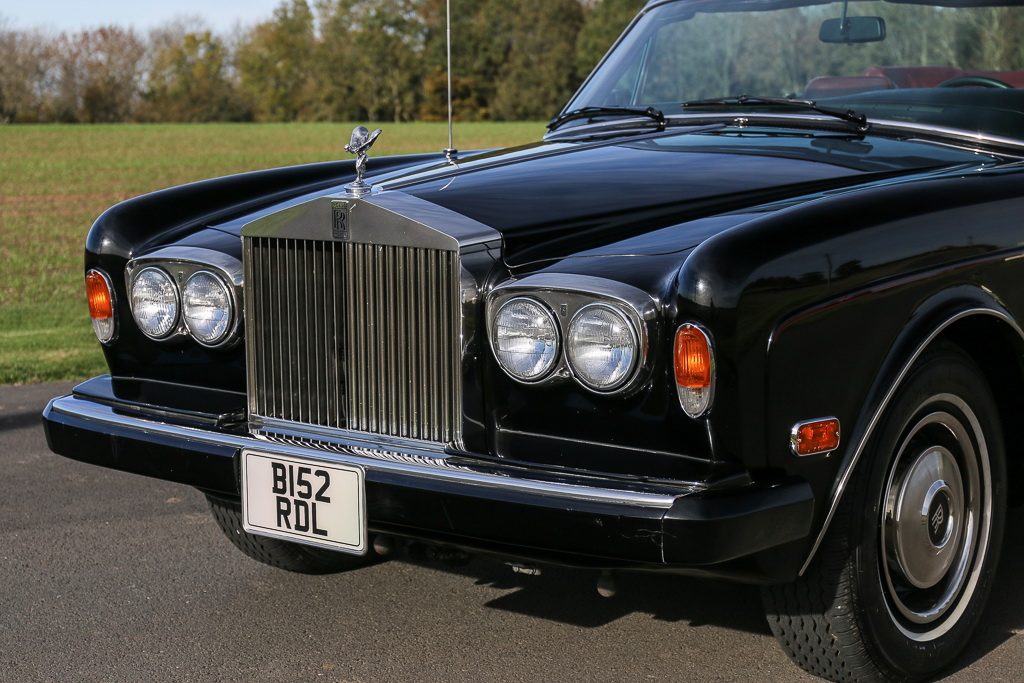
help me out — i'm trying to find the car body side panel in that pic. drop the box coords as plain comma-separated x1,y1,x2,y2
677,166,1024,568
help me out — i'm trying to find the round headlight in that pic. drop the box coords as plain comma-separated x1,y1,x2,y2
182,271,234,346
492,298,559,382
130,267,179,339
566,304,638,392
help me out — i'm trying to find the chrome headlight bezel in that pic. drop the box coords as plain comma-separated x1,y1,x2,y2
486,274,654,397
125,247,243,348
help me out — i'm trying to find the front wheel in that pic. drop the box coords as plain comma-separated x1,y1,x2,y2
763,345,1006,682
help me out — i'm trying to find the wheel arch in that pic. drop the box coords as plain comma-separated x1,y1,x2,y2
799,286,1024,575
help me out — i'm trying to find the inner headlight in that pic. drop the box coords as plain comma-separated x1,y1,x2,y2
130,267,179,339
492,297,559,382
566,304,638,392
182,270,233,346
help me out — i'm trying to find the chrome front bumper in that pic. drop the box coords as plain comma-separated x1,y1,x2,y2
43,389,815,575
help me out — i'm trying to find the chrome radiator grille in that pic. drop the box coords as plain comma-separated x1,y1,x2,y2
244,236,462,444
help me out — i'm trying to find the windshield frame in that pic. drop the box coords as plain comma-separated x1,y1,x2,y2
553,0,1024,152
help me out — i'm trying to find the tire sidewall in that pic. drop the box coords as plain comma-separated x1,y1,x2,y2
852,347,1007,677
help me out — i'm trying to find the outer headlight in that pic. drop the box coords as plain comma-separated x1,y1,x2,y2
566,304,638,392
130,267,179,339
182,270,233,346
492,297,560,382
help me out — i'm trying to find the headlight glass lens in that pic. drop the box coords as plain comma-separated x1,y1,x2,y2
130,268,178,339
182,271,233,345
492,298,559,381
567,305,637,391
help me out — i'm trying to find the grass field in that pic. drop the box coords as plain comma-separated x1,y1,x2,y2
0,122,544,384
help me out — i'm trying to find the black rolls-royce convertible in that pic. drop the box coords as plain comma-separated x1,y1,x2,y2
43,0,1024,679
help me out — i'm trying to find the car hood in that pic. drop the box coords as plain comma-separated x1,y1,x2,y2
210,128,995,268
388,129,994,266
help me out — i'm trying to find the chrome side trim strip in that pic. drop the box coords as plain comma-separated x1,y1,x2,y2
799,308,1024,575
47,395,680,509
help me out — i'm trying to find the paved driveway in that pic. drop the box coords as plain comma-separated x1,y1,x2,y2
2,382,1022,681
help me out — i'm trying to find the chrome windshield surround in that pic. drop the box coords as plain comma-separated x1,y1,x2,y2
241,189,501,451
487,274,659,397
124,247,244,348
544,112,1024,154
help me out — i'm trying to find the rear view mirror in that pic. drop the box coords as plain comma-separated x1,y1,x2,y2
820,16,887,44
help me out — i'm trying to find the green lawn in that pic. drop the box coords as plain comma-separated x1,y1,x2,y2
0,122,544,384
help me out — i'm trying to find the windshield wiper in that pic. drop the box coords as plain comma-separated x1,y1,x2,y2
681,95,869,131
547,106,666,132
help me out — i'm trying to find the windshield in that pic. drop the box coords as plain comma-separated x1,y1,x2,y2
566,0,1024,141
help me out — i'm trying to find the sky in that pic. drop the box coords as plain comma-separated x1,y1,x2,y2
1,0,283,33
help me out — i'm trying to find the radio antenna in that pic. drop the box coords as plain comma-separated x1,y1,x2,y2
443,0,458,163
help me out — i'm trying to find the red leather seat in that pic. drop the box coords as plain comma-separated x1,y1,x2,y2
805,76,895,99
863,66,964,88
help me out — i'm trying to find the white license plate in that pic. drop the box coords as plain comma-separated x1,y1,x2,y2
241,450,366,555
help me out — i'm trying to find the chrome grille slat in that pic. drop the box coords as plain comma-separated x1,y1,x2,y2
245,237,460,445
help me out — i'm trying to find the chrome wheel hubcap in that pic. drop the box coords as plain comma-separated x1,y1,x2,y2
889,446,964,589
880,397,990,638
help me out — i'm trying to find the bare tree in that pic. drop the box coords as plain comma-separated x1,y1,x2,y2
49,26,146,122
0,18,56,123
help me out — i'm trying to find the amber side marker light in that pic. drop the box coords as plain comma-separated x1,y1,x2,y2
791,418,841,457
674,324,715,418
86,269,116,344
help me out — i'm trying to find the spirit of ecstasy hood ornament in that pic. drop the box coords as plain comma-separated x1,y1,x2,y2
345,125,383,197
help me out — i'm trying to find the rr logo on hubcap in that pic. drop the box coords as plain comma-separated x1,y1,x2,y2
927,492,952,547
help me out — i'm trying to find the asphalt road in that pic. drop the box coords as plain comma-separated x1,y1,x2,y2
3,382,1024,682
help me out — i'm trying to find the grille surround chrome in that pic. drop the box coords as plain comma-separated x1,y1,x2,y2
241,191,501,450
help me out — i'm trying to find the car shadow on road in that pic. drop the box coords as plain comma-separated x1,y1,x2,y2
395,504,1024,653
398,552,770,634
0,408,46,432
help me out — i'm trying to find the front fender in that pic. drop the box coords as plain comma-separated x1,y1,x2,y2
769,283,1024,575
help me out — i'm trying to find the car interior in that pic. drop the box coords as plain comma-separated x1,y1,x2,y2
804,66,1024,138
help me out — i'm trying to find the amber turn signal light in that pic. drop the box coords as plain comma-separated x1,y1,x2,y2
791,418,841,457
674,324,715,418
86,270,113,319
86,269,116,344
675,324,712,389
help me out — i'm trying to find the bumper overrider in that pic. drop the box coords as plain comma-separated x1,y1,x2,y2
43,381,815,580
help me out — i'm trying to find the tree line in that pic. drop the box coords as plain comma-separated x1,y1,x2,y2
0,0,644,124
